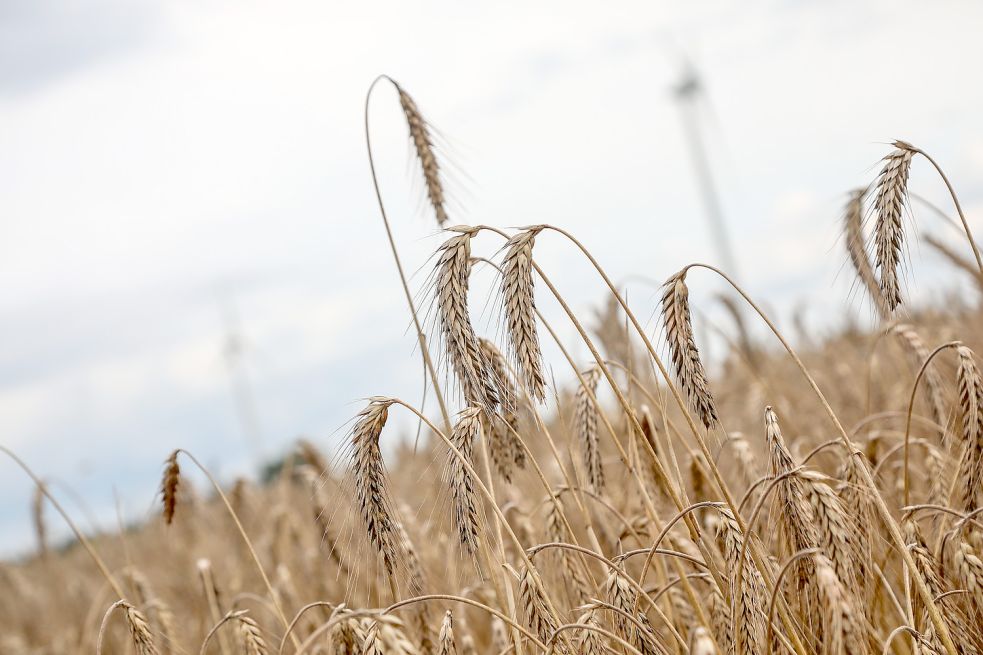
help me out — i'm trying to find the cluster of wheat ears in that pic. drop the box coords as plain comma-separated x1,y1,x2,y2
4,76,983,655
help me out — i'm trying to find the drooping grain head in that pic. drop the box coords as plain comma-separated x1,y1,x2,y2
813,554,865,655
438,611,457,655
873,141,915,310
519,566,568,654
350,397,401,577
435,227,499,410
716,509,766,655
501,227,546,402
661,270,718,428
121,602,162,655
396,84,448,226
448,407,482,557
236,614,269,655
161,450,180,525
576,608,605,655
799,470,860,601
604,568,637,645
576,367,603,492
764,406,796,477
955,345,983,511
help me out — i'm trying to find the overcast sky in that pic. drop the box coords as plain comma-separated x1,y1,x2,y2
2,0,983,554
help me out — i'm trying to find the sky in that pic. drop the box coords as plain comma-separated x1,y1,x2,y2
2,0,983,555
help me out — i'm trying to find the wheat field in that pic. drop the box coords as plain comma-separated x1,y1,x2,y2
3,78,983,655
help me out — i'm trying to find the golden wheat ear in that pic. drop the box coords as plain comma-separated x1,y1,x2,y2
873,141,915,311
661,269,718,428
395,83,449,226
160,450,180,525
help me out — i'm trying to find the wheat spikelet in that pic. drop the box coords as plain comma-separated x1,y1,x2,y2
328,610,363,655
836,454,875,597
576,608,605,655
363,621,385,655
437,611,457,655
717,508,766,654
519,566,569,654
800,470,859,592
576,367,603,491
873,141,915,310
435,227,499,409
120,601,161,655
813,553,865,655
893,324,948,434
235,614,268,655
706,587,733,654
396,85,448,226
901,520,983,651
448,407,481,556
946,539,983,616
956,345,983,512
604,568,637,645
501,227,546,402
350,398,401,577
662,270,718,428
160,450,180,525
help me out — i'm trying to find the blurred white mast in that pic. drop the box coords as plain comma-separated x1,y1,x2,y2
220,298,264,463
673,60,741,280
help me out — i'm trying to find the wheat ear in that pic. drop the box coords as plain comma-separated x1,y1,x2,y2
435,227,499,409
576,366,603,491
438,611,457,655
873,141,915,310
955,345,983,512
160,450,180,525
842,187,889,317
448,407,482,556
501,227,547,402
350,398,401,578
395,84,448,226
662,269,718,428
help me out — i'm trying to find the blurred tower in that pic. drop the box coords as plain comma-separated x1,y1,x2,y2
673,62,740,280
220,298,265,463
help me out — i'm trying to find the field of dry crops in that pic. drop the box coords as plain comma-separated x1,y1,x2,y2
3,78,983,655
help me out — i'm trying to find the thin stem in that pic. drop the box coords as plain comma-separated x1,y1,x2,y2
913,147,983,275
901,342,959,506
